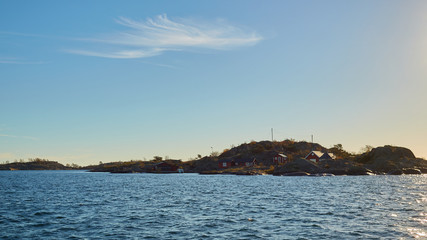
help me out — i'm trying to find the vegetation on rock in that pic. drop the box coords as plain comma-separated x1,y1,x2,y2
1,142,425,175
0,158,77,170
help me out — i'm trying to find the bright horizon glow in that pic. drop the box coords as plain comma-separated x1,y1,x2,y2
0,0,426,165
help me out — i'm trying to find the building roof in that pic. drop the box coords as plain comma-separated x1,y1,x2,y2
305,151,336,160
277,153,287,158
219,158,233,163
305,151,323,159
320,152,336,159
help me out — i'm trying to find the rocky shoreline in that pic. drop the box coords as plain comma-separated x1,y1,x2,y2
1,143,426,176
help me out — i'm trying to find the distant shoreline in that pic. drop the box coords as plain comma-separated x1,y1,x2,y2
1,142,426,176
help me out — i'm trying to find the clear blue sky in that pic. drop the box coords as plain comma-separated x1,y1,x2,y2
1,0,426,165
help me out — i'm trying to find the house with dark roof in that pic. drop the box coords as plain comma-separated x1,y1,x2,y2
151,162,179,173
304,151,336,163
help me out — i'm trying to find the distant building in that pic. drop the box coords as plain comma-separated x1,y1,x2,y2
219,158,233,168
218,158,257,169
235,158,257,167
151,162,179,173
304,151,336,163
273,153,288,165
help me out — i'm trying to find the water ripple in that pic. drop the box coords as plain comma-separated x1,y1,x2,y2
0,171,426,239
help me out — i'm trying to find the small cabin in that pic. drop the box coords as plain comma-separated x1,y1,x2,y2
218,158,257,169
218,158,233,168
304,151,336,163
152,162,179,173
273,153,288,165
235,158,257,167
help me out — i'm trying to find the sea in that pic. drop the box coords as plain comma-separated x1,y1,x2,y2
0,171,425,239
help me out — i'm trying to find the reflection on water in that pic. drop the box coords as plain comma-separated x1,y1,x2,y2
0,171,425,239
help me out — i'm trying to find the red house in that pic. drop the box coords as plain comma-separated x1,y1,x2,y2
273,153,288,165
304,151,336,163
218,158,257,169
219,158,233,168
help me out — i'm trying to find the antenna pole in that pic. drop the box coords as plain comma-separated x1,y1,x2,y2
271,128,274,142
311,134,314,150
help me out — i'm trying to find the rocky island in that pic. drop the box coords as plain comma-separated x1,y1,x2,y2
0,158,79,171
1,141,426,175
81,140,427,175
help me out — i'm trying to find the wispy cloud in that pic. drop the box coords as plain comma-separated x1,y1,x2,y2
0,56,46,65
66,48,165,59
137,60,179,69
67,14,262,59
0,31,52,38
0,60,46,65
0,134,38,141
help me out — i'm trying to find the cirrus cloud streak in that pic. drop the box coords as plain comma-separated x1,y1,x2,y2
67,14,262,59
0,134,38,141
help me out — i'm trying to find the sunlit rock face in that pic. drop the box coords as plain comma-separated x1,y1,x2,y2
356,145,426,173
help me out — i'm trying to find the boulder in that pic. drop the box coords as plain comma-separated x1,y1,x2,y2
323,169,348,175
347,166,374,175
356,146,426,173
402,168,422,175
274,158,321,175
387,169,403,175
309,173,335,177
282,172,310,176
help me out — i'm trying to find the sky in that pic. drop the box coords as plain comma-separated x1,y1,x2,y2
1,0,426,165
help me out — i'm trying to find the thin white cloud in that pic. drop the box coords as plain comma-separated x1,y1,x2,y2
0,60,46,64
137,60,179,69
0,56,47,65
0,134,38,141
68,14,262,59
65,48,165,59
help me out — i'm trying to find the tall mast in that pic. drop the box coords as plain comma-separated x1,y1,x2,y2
271,128,274,142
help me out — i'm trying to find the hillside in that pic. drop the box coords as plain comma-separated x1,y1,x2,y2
196,141,426,175
85,140,426,175
219,140,329,164
2,141,425,175
0,158,73,170
89,159,183,173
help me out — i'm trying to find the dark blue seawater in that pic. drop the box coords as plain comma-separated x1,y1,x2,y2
0,171,425,239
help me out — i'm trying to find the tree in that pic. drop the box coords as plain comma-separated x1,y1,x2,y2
71,163,80,168
329,144,351,159
361,145,373,153
153,156,163,161
210,151,219,157
333,144,343,151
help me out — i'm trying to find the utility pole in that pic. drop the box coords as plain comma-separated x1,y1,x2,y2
271,128,274,142
311,134,314,150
